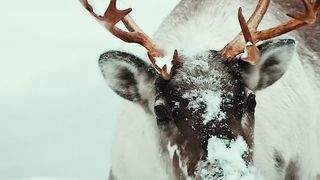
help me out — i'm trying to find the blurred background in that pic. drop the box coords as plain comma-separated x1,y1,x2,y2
0,0,178,179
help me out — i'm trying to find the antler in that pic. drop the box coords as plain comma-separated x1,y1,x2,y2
148,49,179,80
80,0,166,57
222,0,320,65
80,0,178,79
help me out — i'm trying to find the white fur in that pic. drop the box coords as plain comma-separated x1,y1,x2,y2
254,52,320,179
110,0,320,179
111,102,172,180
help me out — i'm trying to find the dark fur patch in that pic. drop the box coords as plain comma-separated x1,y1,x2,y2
274,150,285,170
285,159,300,180
255,39,295,90
114,67,140,102
155,51,254,177
99,50,157,104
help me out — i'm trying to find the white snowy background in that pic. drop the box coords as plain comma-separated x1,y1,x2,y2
0,0,178,179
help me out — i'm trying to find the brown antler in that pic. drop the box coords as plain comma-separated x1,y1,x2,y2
148,50,179,80
222,0,320,65
80,0,166,57
79,0,177,79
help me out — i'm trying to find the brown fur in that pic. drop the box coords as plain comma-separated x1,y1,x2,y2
155,52,255,178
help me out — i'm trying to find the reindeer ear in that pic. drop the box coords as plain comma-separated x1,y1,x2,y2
241,39,296,90
99,51,157,103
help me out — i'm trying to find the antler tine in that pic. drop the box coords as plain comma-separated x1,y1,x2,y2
221,0,271,60
256,0,320,41
79,0,166,58
222,0,320,64
103,0,132,28
171,50,180,68
148,52,162,72
287,0,319,23
148,50,179,80
246,0,271,31
238,8,261,65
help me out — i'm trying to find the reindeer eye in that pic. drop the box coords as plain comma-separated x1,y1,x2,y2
247,93,256,113
154,105,172,125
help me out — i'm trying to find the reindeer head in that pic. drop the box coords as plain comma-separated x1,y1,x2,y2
98,39,295,178
80,0,319,179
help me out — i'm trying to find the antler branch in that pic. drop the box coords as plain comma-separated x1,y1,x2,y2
80,0,180,80
80,0,166,58
222,0,320,64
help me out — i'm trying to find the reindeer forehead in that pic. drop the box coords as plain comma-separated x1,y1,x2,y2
174,52,234,88
155,51,245,124
157,51,243,97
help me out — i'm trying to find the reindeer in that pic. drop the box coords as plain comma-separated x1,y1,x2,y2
79,0,320,179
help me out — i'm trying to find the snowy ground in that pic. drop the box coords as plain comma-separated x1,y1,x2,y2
0,0,177,179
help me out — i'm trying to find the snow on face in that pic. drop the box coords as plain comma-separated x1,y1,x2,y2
182,89,226,124
200,136,259,180
157,51,255,179
171,51,236,125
